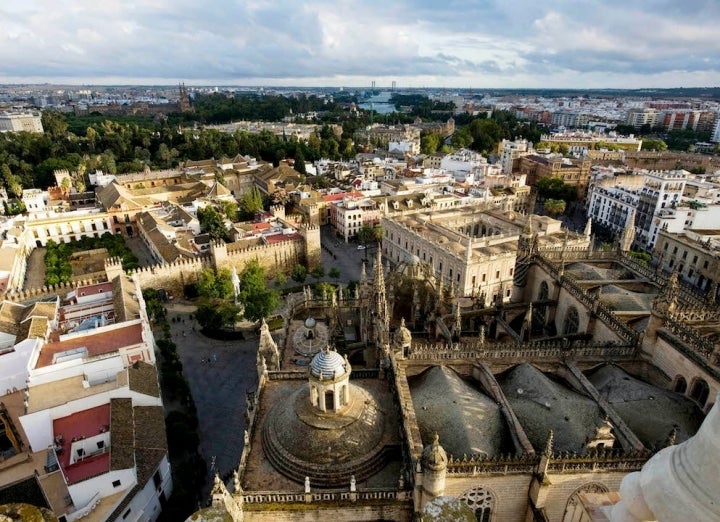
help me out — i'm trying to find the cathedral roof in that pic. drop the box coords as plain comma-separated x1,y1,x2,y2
309,347,348,379
409,366,510,458
587,364,704,448
499,363,604,453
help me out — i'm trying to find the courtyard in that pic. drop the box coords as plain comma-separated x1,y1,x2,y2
165,302,261,485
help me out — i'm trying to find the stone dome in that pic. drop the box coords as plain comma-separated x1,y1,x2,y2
310,347,348,379
262,384,389,487
423,433,448,471
304,317,316,328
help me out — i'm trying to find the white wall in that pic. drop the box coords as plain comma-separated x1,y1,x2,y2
20,386,162,450
120,455,173,522
0,339,40,395
68,468,136,507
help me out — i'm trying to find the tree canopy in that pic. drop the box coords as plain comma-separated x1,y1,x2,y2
536,176,577,202
197,206,230,242
238,260,279,322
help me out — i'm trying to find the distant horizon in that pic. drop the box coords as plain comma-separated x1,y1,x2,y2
2,1,720,90
3,82,720,93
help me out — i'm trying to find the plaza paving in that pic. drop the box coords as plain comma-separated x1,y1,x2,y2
166,302,261,482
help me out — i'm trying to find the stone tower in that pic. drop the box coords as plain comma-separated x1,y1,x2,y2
300,224,321,269
104,256,125,281
210,239,228,270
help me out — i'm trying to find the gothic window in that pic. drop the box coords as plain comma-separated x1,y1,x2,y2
563,306,580,335
690,378,710,408
562,483,609,522
673,376,687,394
535,281,550,329
459,486,494,522
538,281,549,301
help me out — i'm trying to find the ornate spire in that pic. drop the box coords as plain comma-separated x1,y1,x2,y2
478,325,485,345
453,303,462,335
523,213,534,236
584,217,592,238
360,261,367,284
620,208,636,252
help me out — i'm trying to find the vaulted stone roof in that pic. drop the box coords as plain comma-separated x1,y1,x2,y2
499,363,604,453
409,365,510,458
587,364,704,448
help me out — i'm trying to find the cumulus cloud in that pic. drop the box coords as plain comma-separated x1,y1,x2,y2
0,0,719,87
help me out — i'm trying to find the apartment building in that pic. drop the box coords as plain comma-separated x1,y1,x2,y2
587,170,696,251
330,197,382,242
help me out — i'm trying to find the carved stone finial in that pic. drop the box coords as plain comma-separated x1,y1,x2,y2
544,430,554,457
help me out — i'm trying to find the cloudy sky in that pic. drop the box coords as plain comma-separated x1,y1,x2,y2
2,0,720,88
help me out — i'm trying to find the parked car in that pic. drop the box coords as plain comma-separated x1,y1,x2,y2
357,244,366,250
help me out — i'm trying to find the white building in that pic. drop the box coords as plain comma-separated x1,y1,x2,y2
625,108,659,129
711,118,720,143
0,274,172,521
330,197,382,242
586,170,714,251
21,188,47,213
0,111,44,133
499,139,532,176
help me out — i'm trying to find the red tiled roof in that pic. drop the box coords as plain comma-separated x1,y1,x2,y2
252,222,272,232
74,281,114,297
321,193,347,202
53,404,111,485
36,323,144,368
265,233,301,244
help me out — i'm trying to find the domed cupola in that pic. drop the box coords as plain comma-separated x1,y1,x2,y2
310,345,349,380
308,345,351,413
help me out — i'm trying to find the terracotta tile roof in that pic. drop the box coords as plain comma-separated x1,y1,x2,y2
321,193,347,202
133,406,168,485
36,322,144,368
110,398,135,471
112,275,140,324
15,316,48,342
74,281,115,297
128,361,160,398
0,300,57,337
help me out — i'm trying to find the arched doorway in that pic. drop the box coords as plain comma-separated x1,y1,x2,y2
459,486,495,522
325,390,335,411
562,483,609,522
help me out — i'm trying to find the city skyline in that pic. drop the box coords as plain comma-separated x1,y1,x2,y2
2,0,720,89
